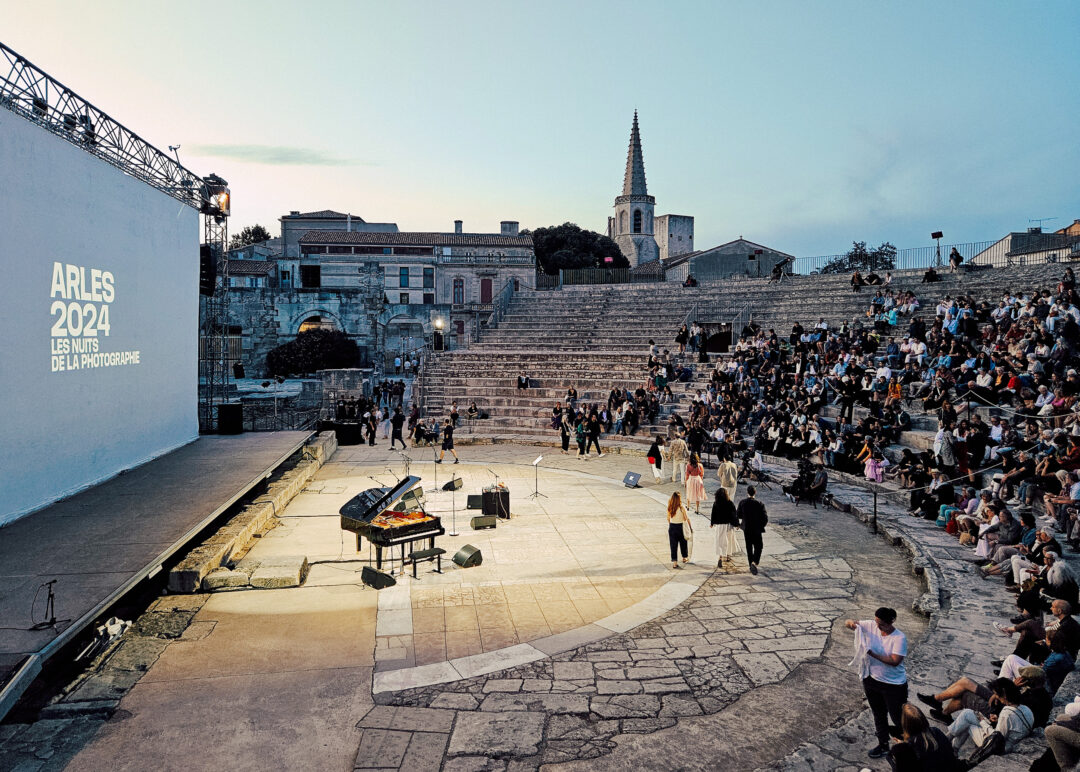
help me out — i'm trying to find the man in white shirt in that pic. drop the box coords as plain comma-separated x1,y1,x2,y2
845,607,908,759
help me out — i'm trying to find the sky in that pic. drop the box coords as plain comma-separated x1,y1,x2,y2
2,0,1078,256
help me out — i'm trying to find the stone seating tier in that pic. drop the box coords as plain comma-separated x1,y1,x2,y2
418,263,1065,447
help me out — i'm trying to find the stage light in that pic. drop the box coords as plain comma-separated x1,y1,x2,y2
200,174,231,217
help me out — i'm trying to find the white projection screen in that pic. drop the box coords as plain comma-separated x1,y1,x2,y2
0,112,200,524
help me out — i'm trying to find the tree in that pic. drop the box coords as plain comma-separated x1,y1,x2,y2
523,223,629,275
819,241,897,275
265,329,360,376
229,224,273,251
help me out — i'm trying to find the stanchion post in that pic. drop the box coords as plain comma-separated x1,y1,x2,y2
872,486,878,535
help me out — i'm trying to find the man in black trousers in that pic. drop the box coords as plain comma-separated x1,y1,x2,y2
737,485,768,575
389,407,407,450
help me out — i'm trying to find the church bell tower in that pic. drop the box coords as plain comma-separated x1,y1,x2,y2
609,111,659,268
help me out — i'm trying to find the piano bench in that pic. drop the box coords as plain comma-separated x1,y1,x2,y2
408,547,447,578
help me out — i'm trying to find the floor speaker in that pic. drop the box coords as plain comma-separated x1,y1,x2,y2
361,566,397,590
470,515,497,530
452,544,483,568
217,403,243,435
622,471,641,488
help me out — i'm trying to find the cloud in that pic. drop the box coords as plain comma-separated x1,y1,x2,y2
187,143,375,166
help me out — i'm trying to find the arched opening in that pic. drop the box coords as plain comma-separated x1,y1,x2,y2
618,211,627,233
633,210,642,233
385,316,425,370
298,315,337,333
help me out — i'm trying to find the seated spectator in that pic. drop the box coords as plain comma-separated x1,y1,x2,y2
944,678,1035,757
887,704,957,771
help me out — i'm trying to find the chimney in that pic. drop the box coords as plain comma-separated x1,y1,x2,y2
501,220,519,237
290,210,299,215
454,220,463,234
347,213,352,231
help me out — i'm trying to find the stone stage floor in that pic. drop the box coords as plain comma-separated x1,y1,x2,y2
2,442,927,772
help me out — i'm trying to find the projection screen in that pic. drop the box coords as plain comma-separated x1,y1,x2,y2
0,111,200,524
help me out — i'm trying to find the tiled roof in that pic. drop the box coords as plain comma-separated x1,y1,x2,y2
282,210,357,219
630,259,665,277
227,260,276,275
300,230,533,248
665,239,796,265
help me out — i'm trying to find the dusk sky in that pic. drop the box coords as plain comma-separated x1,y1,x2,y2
3,0,1078,256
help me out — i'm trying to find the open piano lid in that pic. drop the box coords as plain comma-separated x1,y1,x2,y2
339,474,421,524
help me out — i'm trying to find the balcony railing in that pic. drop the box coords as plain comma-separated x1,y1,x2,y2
436,254,534,265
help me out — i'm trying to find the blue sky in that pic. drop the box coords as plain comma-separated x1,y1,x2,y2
3,0,1078,255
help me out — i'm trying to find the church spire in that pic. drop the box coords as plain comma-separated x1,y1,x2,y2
621,111,648,196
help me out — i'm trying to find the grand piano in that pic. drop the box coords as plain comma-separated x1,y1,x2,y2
340,475,444,570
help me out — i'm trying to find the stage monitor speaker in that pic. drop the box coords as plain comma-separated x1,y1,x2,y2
470,515,497,530
466,495,483,510
361,566,397,590
622,471,641,489
442,477,463,492
452,544,483,567
199,244,217,296
217,403,243,435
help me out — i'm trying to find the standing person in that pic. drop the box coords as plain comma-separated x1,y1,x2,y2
364,411,378,446
585,415,604,457
717,451,738,502
647,436,666,483
669,431,690,484
685,453,706,513
393,355,402,375
676,324,689,354
710,487,740,571
436,418,459,464
666,491,691,569
844,607,909,760
559,410,572,454
737,485,768,575
389,407,407,450
574,416,587,458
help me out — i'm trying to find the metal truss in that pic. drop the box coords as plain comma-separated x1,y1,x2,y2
200,217,231,432
0,41,203,209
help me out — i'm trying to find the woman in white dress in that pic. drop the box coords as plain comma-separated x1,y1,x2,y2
710,487,740,571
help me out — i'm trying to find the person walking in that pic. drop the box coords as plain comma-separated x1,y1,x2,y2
710,487,740,571
647,436,666,483
666,491,691,569
717,451,738,502
669,431,689,484
574,416,587,458
737,485,768,575
844,607,909,760
685,453,706,513
585,414,604,457
559,410,572,454
364,411,378,446
436,418,459,464
389,406,406,450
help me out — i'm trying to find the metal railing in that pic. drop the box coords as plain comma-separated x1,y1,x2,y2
731,302,753,338
789,234,1080,275
436,254,533,265
558,267,667,285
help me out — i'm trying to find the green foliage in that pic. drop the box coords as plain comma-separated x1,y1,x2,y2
265,329,360,376
523,223,629,275
229,224,273,250
819,241,897,275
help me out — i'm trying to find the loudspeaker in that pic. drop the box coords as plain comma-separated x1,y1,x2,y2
199,244,217,296
217,403,243,435
466,495,483,510
452,544,483,568
470,515,497,530
442,477,463,492
622,471,641,489
361,566,397,590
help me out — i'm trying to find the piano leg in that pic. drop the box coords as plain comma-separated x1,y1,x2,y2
375,546,383,570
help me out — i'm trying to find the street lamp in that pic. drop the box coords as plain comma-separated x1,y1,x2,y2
433,318,445,352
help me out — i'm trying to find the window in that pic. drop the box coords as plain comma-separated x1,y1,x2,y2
328,245,352,254
455,320,465,336
453,278,464,304
423,267,434,288
513,279,519,291
633,210,642,233
300,265,320,288
399,292,410,305
399,267,410,288
619,211,627,233
280,270,290,288
423,293,434,305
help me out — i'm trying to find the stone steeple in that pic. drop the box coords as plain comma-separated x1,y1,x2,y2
607,112,659,268
622,110,648,197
